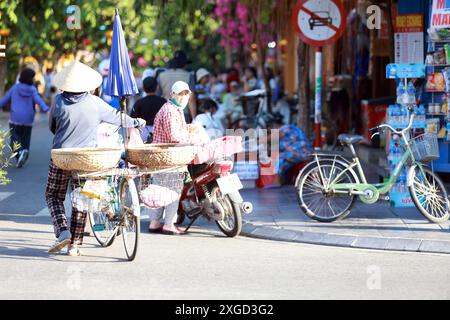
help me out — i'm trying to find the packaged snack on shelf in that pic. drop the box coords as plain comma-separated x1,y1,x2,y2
426,73,446,91
439,48,447,64
443,68,450,92
438,126,447,139
426,118,440,134
445,44,450,64
447,123,450,141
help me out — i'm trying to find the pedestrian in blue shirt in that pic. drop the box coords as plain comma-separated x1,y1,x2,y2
0,68,49,168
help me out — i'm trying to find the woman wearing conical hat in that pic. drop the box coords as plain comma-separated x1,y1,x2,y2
45,61,146,257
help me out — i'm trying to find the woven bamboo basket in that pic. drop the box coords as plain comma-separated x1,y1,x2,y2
51,148,122,172
126,144,196,168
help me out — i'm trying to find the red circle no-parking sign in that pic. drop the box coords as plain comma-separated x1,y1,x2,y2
292,0,347,47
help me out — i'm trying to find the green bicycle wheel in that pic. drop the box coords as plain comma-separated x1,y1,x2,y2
409,166,450,224
298,163,356,222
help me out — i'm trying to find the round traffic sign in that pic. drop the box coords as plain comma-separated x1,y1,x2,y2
292,0,347,47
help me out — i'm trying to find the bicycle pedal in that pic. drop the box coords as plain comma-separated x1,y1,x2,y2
379,195,390,201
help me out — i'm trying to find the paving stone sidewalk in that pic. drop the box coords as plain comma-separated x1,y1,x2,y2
240,186,450,254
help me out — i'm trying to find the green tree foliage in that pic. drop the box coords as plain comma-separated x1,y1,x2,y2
0,129,19,185
0,0,224,87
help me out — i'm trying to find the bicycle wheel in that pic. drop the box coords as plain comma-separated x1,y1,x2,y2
409,166,450,223
89,208,118,247
88,179,120,247
120,178,140,261
298,163,355,222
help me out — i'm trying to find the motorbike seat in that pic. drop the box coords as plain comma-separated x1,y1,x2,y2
189,163,212,176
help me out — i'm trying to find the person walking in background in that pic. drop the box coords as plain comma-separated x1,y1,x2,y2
194,68,212,103
157,50,197,120
0,68,49,168
193,99,224,140
221,81,243,128
243,66,260,93
130,76,166,143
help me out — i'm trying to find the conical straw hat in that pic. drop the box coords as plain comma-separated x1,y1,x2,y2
53,60,103,92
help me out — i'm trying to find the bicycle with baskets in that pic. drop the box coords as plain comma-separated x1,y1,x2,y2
70,166,142,262
297,106,450,223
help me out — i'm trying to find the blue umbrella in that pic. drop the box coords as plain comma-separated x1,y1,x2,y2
106,8,139,99
106,8,139,156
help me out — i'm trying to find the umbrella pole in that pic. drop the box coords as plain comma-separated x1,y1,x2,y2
120,96,128,167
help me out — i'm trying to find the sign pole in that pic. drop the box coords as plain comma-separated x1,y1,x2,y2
314,46,322,149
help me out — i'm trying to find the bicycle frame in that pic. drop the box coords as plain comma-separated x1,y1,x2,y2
325,148,418,196
315,110,429,201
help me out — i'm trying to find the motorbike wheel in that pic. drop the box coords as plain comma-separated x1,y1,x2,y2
212,187,242,237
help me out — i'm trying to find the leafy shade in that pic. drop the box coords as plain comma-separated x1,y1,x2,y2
0,129,19,185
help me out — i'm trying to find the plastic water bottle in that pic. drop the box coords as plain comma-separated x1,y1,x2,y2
400,106,407,127
407,81,416,105
393,106,400,127
400,171,406,193
413,106,419,127
419,105,426,127
388,105,394,125
396,82,406,105
388,143,395,166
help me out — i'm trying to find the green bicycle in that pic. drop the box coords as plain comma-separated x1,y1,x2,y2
297,108,450,223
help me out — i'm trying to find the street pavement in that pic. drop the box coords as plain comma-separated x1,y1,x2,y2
240,187,450,254
1,110,450,300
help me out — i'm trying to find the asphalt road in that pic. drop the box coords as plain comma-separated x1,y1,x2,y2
0,111,449,300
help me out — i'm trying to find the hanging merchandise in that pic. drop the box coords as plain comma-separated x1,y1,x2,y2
424,23,450,173
386,64,426,208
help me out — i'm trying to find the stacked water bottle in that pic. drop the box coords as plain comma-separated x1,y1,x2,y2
387,80,418,207
387,136,408,194
387,81,426,129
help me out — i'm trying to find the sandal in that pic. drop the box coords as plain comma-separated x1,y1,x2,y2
148,226,164,234
162,227,187,236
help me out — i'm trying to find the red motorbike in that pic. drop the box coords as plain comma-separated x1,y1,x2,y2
177,158,253,237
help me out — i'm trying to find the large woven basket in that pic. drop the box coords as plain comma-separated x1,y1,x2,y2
51,148,122,172
126,144,196,168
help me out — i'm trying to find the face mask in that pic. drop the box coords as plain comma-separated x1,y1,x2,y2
180,95,190,108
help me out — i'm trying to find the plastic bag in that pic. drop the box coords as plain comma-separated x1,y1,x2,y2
194,136,243,164
128,128,144,146
71,187,101,212
140,184,180,209
188,123,210,145
97,123,122,148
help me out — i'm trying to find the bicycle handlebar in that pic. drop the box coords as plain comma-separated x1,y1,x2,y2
369,109,415,137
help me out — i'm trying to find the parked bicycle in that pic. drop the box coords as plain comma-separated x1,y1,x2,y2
297,106,449,223
230,89,272,130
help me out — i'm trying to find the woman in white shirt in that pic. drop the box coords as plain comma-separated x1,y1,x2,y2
193,99,225,141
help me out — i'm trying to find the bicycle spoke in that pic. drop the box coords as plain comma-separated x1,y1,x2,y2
299,163,354,221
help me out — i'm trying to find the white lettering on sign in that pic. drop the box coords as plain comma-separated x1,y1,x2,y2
431,0,450,28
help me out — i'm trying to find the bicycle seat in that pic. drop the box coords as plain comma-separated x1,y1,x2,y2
338,134,364,145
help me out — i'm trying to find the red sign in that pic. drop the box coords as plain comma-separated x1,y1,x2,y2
431,0,450,28
292,0,347,47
